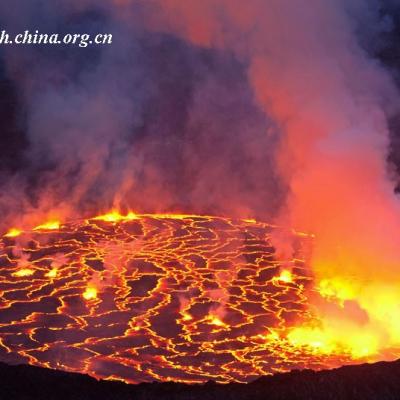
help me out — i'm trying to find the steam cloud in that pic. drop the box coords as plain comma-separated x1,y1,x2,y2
1,0,400,356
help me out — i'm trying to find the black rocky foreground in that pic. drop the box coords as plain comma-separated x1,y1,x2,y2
0,360,400,400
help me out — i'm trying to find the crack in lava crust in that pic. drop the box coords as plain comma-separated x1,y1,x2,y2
0,214,351,383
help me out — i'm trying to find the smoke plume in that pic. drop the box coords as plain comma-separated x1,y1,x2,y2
0,0,283,228
133,0,400,355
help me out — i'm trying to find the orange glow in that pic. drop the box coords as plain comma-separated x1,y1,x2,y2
181,312,193,321
83,286,98,300
33,221,60,231
4,228,22,237
287,326,336,354
274,269,293,283
287,325,380,359
45,268,58,278
92,210,139,222
318,278,357,304
207,315,228,328
12,268,35,277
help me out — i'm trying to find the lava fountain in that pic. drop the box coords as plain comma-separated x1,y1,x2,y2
0,211,392,384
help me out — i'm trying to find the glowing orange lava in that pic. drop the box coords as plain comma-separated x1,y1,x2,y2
4,228,22,238
83,287,98,300
0,212,387,383
33,220,60,231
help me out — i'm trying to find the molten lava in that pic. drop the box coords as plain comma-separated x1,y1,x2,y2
0,212,393,383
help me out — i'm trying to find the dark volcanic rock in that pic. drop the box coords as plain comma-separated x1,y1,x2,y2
0,360,400,400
